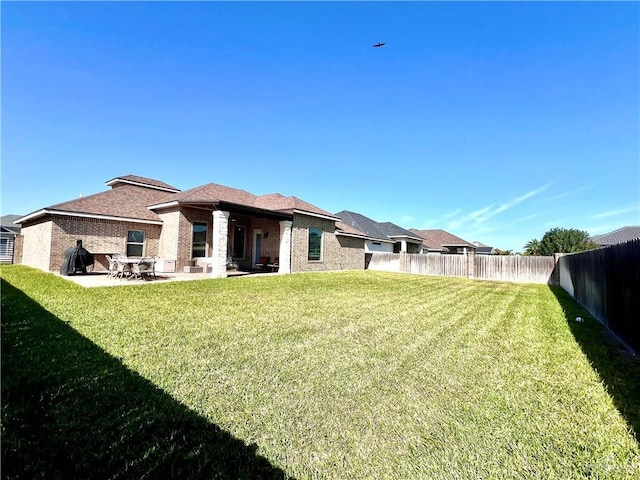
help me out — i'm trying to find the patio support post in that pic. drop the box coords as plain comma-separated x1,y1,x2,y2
278,220,293,274
211,210,229,278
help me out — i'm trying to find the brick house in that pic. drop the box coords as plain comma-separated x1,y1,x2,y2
15,175,368,277
409,229,477,255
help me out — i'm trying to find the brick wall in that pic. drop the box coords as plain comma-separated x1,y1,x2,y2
335,235,366,270
22,215,161,272
291,214,365,272
177,208,213,269
242,217,281,268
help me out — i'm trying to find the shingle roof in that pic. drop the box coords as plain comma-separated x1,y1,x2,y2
335,211,423,243
105,175,180,192
150,183,338,219
22,184,175,223
590,226,640,246
19,175,338,225
410,229,476,250
335,221,368,237
255,193,338,218
166,183,258,207
1,215,23,229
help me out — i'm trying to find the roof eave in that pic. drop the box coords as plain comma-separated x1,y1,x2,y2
293,209,340,221
17,209,163,225
388,235,425,242
336,231,370,240
368,237,395,244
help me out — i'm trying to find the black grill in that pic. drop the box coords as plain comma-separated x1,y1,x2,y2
60,240,94,275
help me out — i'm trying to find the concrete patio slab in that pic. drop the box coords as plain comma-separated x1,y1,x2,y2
55,269,257,288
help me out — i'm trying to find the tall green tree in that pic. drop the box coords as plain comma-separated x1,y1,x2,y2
529,227,598,255
523,238,541,256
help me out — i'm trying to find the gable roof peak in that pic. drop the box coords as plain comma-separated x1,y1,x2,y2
105,175,180,193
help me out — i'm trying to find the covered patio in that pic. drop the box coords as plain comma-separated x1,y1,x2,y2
149,188,297,278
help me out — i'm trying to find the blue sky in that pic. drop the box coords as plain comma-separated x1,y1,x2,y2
2,1,638,251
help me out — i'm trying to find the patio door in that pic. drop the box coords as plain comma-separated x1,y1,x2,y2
253,229,262,268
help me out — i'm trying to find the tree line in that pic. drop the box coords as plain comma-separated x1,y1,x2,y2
523,227,598,256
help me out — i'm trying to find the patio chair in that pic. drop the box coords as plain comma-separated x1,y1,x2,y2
255,256,270,271
106,255,118,278
130,258,155,281
115,258,131,279
267,257,279,272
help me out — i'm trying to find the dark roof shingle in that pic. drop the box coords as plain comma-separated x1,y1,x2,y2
410,229,476,250
154,184,337,218
590,226,640,246
43,184,175,222
335,211,422,242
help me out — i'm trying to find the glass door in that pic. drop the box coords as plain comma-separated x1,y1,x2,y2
253,229,262,268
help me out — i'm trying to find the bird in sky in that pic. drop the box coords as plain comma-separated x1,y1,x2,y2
373,42,386,48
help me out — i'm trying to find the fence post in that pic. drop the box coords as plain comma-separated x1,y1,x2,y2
552,253,564,285
467,250,475,279
400,252,408,273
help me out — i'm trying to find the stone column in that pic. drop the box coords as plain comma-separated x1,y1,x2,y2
211,210,229,278
278,220,293,274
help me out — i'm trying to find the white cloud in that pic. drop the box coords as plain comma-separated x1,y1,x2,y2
447,184,551,230
591,205,639,220
475,184,551,223
442,208,461,219
515,213,539,223
547,183,594,201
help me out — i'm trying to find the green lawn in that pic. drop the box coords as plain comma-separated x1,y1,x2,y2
2,265,639,479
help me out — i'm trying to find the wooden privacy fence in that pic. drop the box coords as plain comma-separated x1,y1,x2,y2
559,239,640,353
368,253,558,284
475,255,557,283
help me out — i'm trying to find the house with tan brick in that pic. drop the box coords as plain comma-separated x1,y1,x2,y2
15,175,368,277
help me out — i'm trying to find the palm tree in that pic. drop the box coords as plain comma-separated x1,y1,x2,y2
524,238,541,256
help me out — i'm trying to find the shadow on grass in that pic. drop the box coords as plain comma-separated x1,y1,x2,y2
549,285,640,445
1,279,290,479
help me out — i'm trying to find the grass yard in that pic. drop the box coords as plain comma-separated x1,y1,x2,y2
2,265,639,479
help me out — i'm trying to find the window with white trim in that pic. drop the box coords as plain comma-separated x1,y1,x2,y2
126,230,145,257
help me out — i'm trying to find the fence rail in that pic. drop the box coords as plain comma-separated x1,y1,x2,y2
368,253,557,284
475,255,556,283
405,253,468,277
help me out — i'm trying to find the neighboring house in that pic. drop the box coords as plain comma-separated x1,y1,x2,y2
335,211,424,254
1,215,22,264
409,229,477,255
590,226,640,247
472,241,493,255
15,175,367,277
